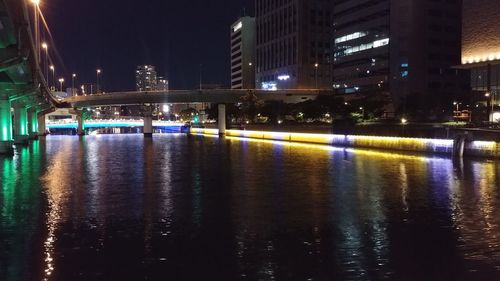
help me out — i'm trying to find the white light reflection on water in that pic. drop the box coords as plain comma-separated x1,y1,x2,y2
451,161,500,272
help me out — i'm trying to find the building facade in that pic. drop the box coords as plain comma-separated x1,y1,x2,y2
255,0,333,90
461,0,500,121
231,17,256,89
136,65,158,92
333,0,391,96
333,0,465,113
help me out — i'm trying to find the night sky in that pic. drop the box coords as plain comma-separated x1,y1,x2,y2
45,0,254,91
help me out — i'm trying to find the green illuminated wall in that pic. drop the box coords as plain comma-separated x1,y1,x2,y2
0,99,12,141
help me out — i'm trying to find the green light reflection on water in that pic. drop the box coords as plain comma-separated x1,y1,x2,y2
0,141,43,281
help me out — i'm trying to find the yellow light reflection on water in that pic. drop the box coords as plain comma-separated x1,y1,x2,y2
191,128,458,155
224,136,450,163
40,141,75,280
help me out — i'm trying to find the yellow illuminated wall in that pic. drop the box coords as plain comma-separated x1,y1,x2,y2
189,128,500,157
462,0,500,64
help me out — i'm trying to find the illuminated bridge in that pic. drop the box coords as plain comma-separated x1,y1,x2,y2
61,89,326,137
47,120,184,131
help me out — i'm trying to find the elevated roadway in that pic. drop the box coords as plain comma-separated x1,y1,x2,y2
63,89,327,108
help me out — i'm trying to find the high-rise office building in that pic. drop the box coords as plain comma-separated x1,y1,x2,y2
157,76,169,91
136,65,158,92
333,0,465,112
231,17,256,89
255,0,333,90
461,0,500,121
333,1,391,96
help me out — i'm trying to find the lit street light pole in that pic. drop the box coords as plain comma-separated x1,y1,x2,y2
485,92,492,122
96,69,101,94
42,42,48,81
50,65,55,91
30,0,40,64
58,78,64,92
72,74,77,96
314,63,319,90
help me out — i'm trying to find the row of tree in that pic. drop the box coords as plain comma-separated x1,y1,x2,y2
200,92,390,124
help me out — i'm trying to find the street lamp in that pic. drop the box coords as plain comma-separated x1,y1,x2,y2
30,0,40,64
58,78,64,92
49,65,55,90
96,69,101,94
72,74,77,96
485,92,493,122
314,63,319,89
41,42,48,80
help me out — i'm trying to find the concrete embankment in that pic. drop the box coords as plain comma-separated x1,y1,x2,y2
190,128,500,159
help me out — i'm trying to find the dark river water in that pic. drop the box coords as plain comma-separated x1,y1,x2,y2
1,134,500,281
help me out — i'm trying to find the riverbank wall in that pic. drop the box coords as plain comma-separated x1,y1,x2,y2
190,128,500,158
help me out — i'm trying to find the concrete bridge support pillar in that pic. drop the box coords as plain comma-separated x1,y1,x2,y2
28,108,39,140
218,104,226,136
38,114,47,137
13,106,29,145
76,114,85,136
453,133,470,158
143,105,153,138
0,98,13,154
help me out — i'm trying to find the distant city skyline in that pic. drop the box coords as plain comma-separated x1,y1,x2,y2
47,0,254,91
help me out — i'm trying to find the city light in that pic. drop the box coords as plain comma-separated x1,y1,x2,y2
233,21,243,32
462,52,500,64
58,78,64,91
189,129,456,154
277,75,290,81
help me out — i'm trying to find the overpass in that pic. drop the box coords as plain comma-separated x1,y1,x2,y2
60,89,327,137
0,0,60,154
62,89,323,107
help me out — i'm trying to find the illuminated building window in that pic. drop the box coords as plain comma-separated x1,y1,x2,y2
335,38,390,58
335,31,368,44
